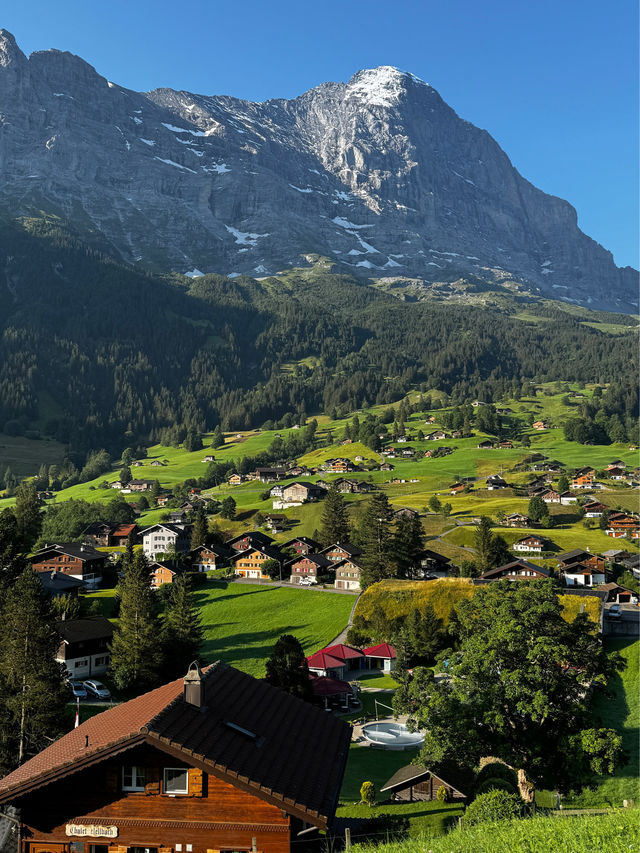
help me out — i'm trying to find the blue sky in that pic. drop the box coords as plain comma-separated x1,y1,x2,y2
3,0,637,268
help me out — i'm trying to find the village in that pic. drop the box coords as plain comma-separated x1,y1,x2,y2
1,387,639,851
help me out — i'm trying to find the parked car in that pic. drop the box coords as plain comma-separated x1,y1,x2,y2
299,577,315,586
607,604,622,620
83,680,111,699
69,681,88,700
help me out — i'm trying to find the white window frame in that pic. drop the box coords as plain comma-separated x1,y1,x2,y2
122,765,146,791
163,766,189,794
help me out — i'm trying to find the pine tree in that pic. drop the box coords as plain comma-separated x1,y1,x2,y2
13,481,42,550
110,551,162,690
119,465,132,486
393,514,425,578
220,497,236,520
191,505,208,548
162,574,204,679
319,483,351,546
265,634,312,701
0,568,70,772
402,606,444,666
359,492,395,589
473,516,495,574
211,425,225,449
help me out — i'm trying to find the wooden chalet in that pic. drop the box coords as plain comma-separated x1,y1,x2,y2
381,762,470,803
323,458,354,473
82,522,140,547
560,491,579,505
36,570,84,599
449,482,465,494
541,489,561,503
281,481,322,503
282,536,321,556
512,536,544,554
190,543,231,572
478,560,550,581
264,514,287,534
127,479,156,492
149,560,184,589
562,563,606,587
486,475,507,490
498,440,514,448
393,507,419,519
55,615,114,678
226,531,275,552
583,501,607,517
420,549,452,578
230,542,283,580
31,544,107,588
228,473,246,485
0,662,350,853
253,467,287,483
605,513,640,538
477,439,494,449
572,473,594,489
288,553,333,585
503,513,530,527
321,542,362,563
532,421,548,430
597,582,637,604
334,558,362,591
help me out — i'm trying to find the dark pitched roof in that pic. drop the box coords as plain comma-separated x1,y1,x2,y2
31,543,105,563
381,761,472,797
36,571,84,595
321,541,362,557
291,553,333,569
229,542,283,562
282,536,321,551
226,531,274,548
189,543,232,559
55,615,114,644
557,549,592,565
0,662,350,830
480,560,550,579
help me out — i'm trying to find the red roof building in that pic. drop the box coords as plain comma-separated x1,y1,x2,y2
362,643,397,672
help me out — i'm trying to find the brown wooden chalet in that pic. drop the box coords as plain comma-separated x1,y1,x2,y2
334,558,362,591
557,549,606,574
230,542,283,580
82,522,140,547
393,507,419,519
282,536,320,556
226,531,275,552
478,560,550,582
0,662,350,853
190,543,231,572
55,615,114,679
289,553,333,585
149,561,185,589
31,544,107,587
280,482,322,503
380,762,471,803
321,542,362,563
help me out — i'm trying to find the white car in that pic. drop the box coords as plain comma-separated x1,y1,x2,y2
83,680,111,699
299,577,316,586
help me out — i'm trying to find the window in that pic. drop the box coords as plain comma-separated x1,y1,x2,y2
122,765,146,791
163,767,189,794
130,848,158,853
74,660,89,668
91,846,109,853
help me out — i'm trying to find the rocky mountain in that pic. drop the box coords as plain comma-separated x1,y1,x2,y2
0,30,636,311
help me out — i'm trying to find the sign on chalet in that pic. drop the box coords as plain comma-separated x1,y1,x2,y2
31,544,107,588
0,662,350,853
55,615,114,678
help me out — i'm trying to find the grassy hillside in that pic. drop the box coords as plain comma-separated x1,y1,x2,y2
349,810,639,853
355,579,602,627
566,638,639,807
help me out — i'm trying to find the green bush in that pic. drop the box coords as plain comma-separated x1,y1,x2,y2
463,789,523,826
476,777,517,796
475,762,518,792
436,784,450,802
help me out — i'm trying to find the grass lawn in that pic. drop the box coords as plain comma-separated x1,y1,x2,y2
336,799,464,840
0,434,66,479
340,743,420,802
357,671,399,690
565,638,639,807
193,581,354,677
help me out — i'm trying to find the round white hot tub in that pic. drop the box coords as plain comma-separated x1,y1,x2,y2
361,721,424,750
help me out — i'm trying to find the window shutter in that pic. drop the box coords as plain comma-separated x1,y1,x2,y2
105,766,119,792
188,767,204,796
145,766,160,795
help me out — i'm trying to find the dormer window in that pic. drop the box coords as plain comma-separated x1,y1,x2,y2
122,765,146,791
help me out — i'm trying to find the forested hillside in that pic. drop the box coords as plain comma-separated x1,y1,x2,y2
0,217,637,465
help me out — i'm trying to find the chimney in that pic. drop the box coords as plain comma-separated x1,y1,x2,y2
184,661,205,708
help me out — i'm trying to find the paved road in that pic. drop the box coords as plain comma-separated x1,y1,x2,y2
229,577,358,595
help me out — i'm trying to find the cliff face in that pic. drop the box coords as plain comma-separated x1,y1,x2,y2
0,31,636,310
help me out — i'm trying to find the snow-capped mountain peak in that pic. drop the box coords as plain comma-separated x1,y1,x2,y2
345,65,429,107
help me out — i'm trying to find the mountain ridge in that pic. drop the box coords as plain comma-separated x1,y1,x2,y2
0,30,636,312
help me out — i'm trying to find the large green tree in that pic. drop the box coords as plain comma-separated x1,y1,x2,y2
395,581,622,790
319,483,351,546
162,574,204,680
14,481,42,551
110,551,162,690
191,505,209,548
265,634,313,701
0,568,70,772
393,514,425,579
359,492,395,589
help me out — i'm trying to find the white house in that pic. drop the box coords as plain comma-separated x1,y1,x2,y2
142,523,191,559
513,536,544,554
562,565,606,587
